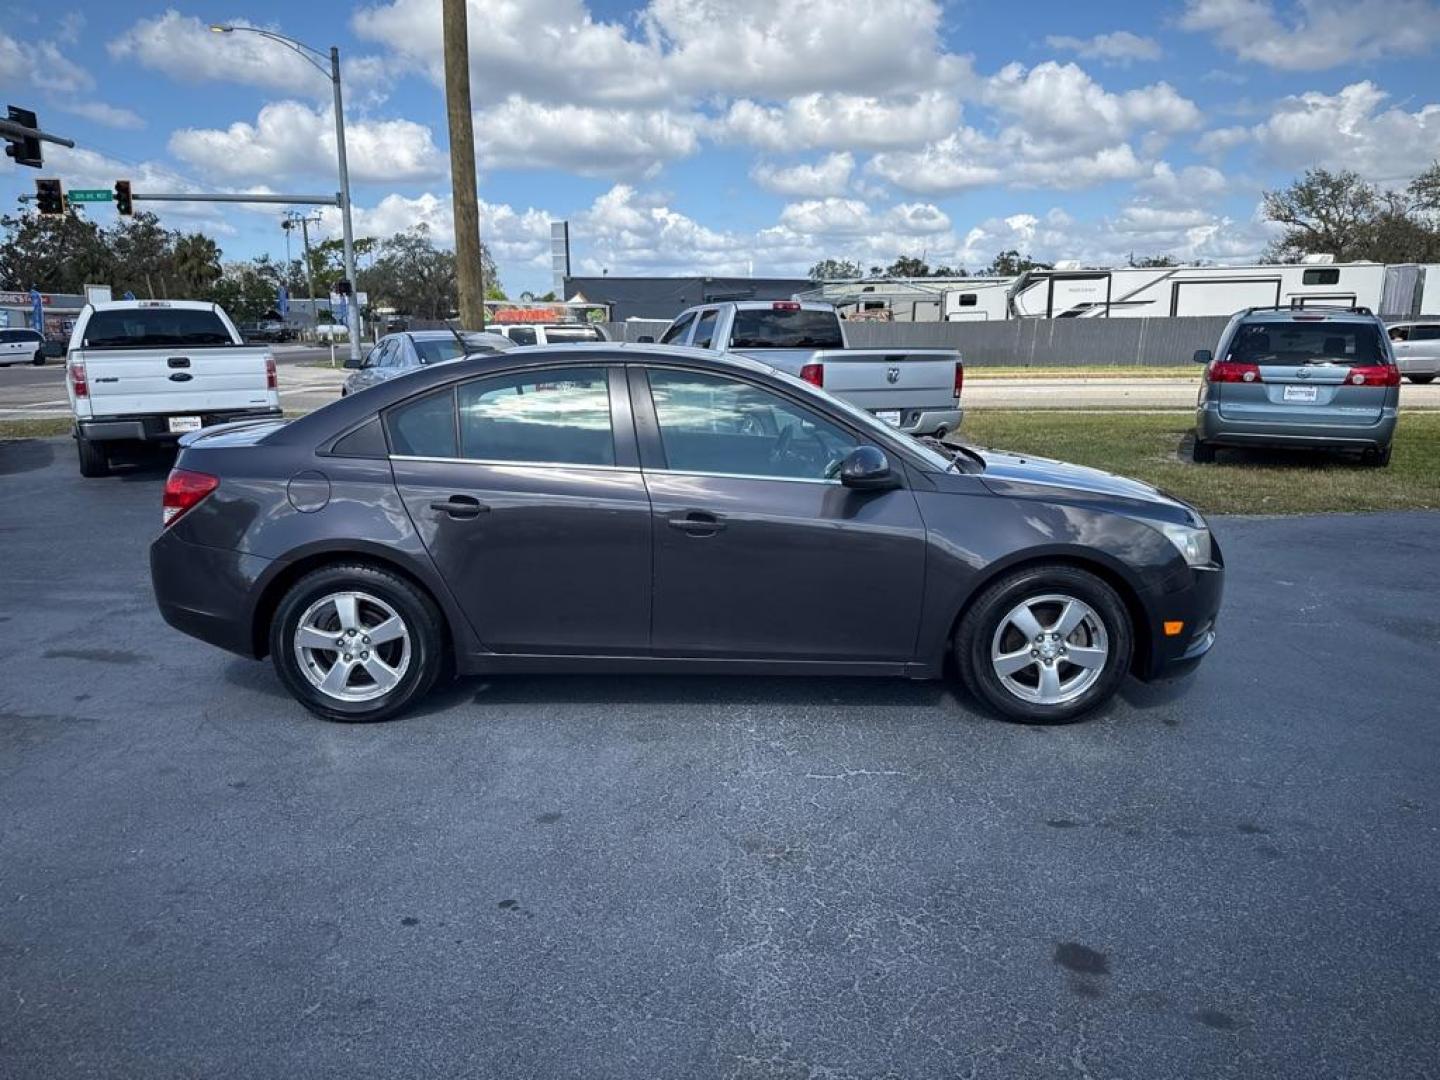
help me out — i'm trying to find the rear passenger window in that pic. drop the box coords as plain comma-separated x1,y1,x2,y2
692,310,719,349
458,368,613,466
386,388,458,458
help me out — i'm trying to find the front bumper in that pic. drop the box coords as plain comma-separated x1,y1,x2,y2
79,408,284,444
1138,557,1224,682
882,406,963,435
151,528,275,658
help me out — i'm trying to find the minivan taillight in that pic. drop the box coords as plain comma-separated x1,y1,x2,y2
69,359,88,398
799,362,824,387
265,355,277,390
953,361,964,400
162,469,219,527
1345,364,1400,386
1207,360,1261,383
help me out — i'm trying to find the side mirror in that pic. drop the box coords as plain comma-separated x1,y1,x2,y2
636,335,655,344
343,355,362,369
838,445,898,491
1193,348,1213,364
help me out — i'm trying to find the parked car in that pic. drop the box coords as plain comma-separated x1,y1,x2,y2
65,299,282,477
151,343,1223,726
1192,307,1400,466
486,322,607,346
341,330,514,396
0,327,48,366
1386,321,1440,384
654,301,964,438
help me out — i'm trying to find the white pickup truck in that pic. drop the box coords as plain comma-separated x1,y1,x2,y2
66,300,282,477
653,300,963,437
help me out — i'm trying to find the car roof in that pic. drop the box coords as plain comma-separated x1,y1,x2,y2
1237,308,1382,326
405,329,510,341
86,300,220,313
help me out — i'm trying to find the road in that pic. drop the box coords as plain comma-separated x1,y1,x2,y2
2,438,1437,1079
7,352,1440,419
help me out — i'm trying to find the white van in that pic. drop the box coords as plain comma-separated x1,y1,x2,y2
485,323,607,346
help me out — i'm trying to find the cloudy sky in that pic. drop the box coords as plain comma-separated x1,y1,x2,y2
2,0,1440,294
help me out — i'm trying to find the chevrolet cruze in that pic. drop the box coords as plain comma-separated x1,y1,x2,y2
151,345,1223,724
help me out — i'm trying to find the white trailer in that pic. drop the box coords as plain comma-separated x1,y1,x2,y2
940,277,1015,321
1003,262,1391,319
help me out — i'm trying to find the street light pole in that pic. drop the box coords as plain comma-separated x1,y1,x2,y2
209,24,362,362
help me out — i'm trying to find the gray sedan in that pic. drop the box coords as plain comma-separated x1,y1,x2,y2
341,330,513,396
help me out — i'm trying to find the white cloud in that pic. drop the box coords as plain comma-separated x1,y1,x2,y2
168,101,445,184
1197,125,1252,156
718,91,962,152
1045,31,1162,65
750,153,855,197
1136,162,1230,205
0,30,92,95
110,11,388,99
474,97,702,178
57,101,145,130
1180,0,1440,70
1247,81,1440,183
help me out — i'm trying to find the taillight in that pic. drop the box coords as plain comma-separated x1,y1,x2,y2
953,361,964,400
1345,364,1400,387
799,362,824,387
265,355,277,390
69,359,88,398
772,301,801,311
162,468,219,527
1207,360,1261,384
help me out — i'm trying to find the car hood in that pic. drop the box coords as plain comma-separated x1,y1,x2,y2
974,449,1200,524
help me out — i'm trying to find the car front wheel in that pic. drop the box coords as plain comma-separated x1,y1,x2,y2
956,565,1133,724
269,564,445,723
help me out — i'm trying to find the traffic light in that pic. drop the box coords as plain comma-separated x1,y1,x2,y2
3,106,43,168
114,179,133,216
34,178,65,216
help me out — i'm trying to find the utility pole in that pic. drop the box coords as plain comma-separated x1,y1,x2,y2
284,210,321,302
442,0,485,329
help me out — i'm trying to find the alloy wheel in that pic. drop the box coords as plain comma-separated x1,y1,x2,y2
990,593,1109,706
293,590,411,702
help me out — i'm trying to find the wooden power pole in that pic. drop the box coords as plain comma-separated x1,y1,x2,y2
442,0,485,328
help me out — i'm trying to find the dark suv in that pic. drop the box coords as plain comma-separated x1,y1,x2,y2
1192,307,1400,466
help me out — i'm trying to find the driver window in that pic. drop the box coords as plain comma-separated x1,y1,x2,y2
646,368,857,481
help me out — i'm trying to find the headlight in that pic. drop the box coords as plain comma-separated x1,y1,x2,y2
1158,522,1213,567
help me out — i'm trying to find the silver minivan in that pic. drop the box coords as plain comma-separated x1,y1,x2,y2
1192,308,1400,467
0,327,47,366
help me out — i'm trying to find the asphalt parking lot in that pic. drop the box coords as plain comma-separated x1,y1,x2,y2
2,437,1438,1079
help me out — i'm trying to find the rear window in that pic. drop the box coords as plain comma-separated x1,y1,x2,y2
1409,325,1440,341
542,325,603,343
83,308,233,348
414,339,464,365
1227,321,1386,365
729,308,844,350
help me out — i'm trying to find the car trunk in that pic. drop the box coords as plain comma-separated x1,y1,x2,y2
1217,363,1386,427
78,346,276,416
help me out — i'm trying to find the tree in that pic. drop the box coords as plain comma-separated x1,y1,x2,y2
807,258,862,281
1128,253,1178,268
986,250,1051,276
1261,168,1380,262
0,209,113,292
885,255,931,278
360,225,501,319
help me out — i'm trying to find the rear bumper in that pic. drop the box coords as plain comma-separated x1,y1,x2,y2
1196,402,1396,450
1138,560,1225,682
151,529,273,658
885,406,963,435
78,408,284,444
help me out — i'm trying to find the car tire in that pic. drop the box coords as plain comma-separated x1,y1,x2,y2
269,563,445,723
955,564,1133,724
32,350,45,366
76,434,110,478
1408,375,1434,385
1190,437,1216,463
1362,446,1392,468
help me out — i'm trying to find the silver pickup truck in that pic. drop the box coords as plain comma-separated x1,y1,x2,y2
653,301,963,437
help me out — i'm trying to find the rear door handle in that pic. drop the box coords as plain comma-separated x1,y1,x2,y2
667,510,726,536
430,495,489,519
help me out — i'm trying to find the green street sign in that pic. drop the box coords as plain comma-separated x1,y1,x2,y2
68,189,113,203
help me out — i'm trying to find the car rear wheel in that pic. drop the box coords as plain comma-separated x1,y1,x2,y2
269,564,445,723
31,350,45,365
1362,446,1392,468
1408,375,1434,384
76,434,109,478
1190,437,1216,463
955,565,1133,724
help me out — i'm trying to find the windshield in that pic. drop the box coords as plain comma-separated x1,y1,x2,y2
1227,322,1386,365
83,308,233,348
730,308,845,350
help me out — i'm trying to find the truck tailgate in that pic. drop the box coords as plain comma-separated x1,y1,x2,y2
77,346,275,416
807,348,959,410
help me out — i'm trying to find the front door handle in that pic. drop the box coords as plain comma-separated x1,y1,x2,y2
667,510,726,536
430,495,489,520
